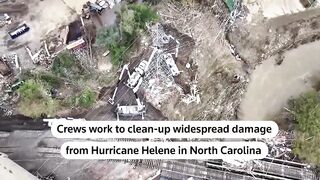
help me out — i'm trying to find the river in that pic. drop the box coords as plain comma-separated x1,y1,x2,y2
240,40,320,120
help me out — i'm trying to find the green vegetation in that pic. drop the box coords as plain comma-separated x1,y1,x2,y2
69,89,97,108
37,73,62,88
289,91,320,165
96,26,121,47
225,0,235,12
17,80,60,118
16,51,97,118
108,44,127,65
120,9,136,38
129,4,159,31
289,91,320,134
52,52,83,78
16,3,159,117
18,80,48,102
17,73,97,117
96,3,158,65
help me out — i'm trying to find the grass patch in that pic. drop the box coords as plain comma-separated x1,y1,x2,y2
52,52,83,79
289,91,320,165
225,0,235,12
68,89,97,108
17,80,48,101
20,71,62,88
96,26,121,48
17,55,95,118
37,72,62,88
17,80,60,118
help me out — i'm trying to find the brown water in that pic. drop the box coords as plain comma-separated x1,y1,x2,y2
240,40,320,120
244,0,306,18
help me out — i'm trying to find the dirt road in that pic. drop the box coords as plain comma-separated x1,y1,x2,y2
0,0,77,69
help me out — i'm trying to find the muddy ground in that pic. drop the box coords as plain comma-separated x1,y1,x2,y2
2,0,320,179
0,0,121,117
147,0,320,122
152,0,246,120
0,0,77,68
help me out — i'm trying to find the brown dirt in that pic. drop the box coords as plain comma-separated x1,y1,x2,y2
156,1,320,121
155,1,247,120
0,3,28,13
163,24,196,94
228,6,320,66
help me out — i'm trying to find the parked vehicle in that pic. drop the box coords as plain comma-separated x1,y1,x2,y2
8,23,30,39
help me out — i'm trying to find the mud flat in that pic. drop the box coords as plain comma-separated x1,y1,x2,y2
240,40,320,120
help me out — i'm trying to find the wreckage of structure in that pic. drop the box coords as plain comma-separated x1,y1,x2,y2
109,23,182,120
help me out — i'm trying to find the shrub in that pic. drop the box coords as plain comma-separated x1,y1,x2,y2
96,3,158,65
289,91,320,165
52,52,77,77
109,43,127,65
17,80,60,118
289,91,320,134
37,73,62,88
96,26,121,47
225,0,235,12
70,89,97,108
120,9,136,37
78,89,96,108
129,3,159,30
17,80,47,101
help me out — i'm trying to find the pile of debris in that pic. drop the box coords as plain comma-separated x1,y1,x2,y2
23,18,89,68
0,53,22,75
141,51,182,108
181,80,201,105
82,0,121,19
265,130,294,160
0,13,11,28
222,159,257,171
140,23,183,109
108,23,183,119
0,57,11,77
25,43,52,68
0,53,24,116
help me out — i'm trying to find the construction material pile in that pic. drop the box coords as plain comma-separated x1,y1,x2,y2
140,23,182,109
0,13,11,27
265,130,294,160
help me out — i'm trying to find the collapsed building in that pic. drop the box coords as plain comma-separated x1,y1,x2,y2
108,23,184,120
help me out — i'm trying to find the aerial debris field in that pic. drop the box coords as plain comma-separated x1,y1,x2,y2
1,0,320,179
